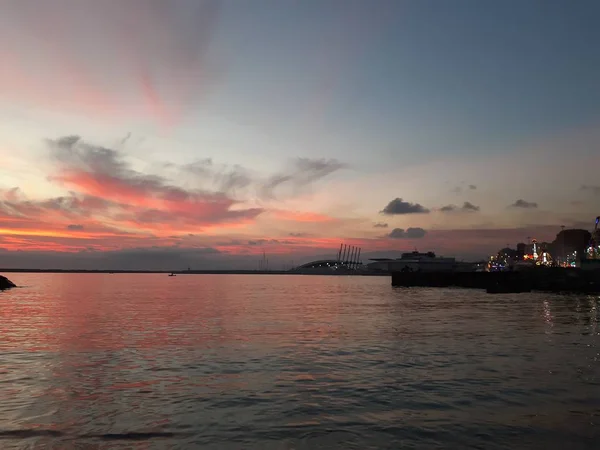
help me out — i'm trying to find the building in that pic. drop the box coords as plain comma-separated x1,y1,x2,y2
367,251,473,273
550,229,591,264
516,242,527,260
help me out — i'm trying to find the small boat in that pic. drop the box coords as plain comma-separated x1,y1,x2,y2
168,273,176,277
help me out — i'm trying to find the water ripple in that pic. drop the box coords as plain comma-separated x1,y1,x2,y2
1,274,599,448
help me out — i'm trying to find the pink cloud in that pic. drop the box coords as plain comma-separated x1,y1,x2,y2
2,133,585,261
0,1,222,127
46,136,264,233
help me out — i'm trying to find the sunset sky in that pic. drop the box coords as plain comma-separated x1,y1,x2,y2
1,0,599,269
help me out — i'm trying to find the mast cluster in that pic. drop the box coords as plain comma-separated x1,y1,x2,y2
336,243,362,270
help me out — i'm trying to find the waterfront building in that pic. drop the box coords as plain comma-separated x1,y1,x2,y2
367,251,474,273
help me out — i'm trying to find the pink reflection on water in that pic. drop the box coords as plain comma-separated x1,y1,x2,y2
0,273,371,443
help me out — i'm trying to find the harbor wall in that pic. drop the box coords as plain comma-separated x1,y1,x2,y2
391,267,600,292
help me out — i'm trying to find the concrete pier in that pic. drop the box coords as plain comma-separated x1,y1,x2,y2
391,268,600,293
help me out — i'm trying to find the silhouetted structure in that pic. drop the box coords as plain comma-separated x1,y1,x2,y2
516,243,527,260
392,267,600,293
550,229,591,262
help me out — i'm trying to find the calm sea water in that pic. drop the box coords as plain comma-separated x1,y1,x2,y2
0,273,598,449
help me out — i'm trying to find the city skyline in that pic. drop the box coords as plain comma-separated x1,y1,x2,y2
1,0,599,269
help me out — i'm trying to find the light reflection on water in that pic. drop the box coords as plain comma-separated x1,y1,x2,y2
0,273,599,449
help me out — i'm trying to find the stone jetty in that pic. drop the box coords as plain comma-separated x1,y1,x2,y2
391,267,600,294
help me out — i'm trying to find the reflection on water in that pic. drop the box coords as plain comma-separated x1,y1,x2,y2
1,274,599,449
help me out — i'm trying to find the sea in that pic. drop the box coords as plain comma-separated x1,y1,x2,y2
0,273,598,449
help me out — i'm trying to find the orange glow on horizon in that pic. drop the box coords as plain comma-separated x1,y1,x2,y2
1,168,398,257
0,228,101,239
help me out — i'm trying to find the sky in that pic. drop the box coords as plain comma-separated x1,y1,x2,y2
1,0,599,270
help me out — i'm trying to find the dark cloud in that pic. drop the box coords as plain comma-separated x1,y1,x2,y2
388,228,405,239
260,158,346,199
510,199,538,209
381,198,430,215
388,227,427,239
405,228,427,239
289,232,310,237
462,201,480,211
440,204,457,212
440,202,480,213
373,222,388,228
581,184,600,195
67,224,84,231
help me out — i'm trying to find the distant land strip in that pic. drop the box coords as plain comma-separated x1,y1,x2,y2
0,269,387,276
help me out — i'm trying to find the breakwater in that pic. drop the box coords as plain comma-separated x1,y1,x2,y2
391,267,600,293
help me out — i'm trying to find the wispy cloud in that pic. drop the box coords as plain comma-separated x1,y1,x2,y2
449,183,477,194
373,222,388,228
180,155,346,201
289,232,310,237
580,184,600,195
181,159,253,196
260,158,346,200
0,1,222,127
